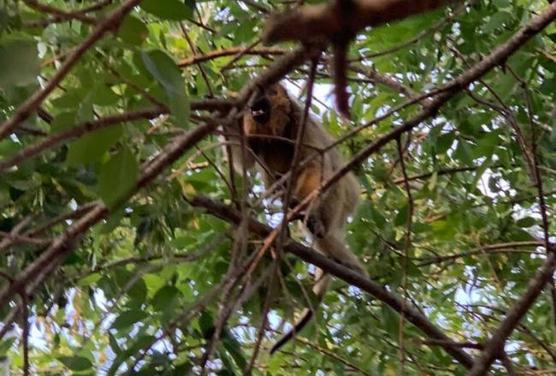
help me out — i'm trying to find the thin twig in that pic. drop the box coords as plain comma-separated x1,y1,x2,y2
468,253,556,375
180,23,214,97
244,264,278,374
21,293,30,376
285,3,556,244
178,47,285,68
508,64,556,327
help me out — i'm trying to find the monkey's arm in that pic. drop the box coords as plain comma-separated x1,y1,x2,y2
224,122,256,173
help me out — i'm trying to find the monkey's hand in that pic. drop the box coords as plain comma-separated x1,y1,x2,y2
306,215,326,239
286,198,309,223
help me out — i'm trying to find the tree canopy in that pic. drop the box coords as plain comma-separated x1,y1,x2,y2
0,0,556,375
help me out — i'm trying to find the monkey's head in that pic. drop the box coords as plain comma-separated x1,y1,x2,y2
243,84,292,139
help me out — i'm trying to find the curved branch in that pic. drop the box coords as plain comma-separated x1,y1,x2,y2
468,252,556,375
263,0,452,44
0,99,238,173
178,47,286,68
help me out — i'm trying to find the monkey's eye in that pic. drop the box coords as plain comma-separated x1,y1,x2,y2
250,96,271,124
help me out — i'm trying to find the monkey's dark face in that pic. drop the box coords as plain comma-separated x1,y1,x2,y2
244,84,291,139
250,95,271,125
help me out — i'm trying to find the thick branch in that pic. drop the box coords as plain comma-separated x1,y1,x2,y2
0,99,236,173
188,195,474,368
263,0,452,44
258,7,556,370
0,121,217,307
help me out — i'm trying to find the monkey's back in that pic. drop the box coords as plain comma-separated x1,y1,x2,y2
297,116,360,222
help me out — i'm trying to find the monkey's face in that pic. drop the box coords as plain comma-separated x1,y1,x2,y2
243,84,292,139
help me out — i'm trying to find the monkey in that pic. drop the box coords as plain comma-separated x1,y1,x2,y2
229,83,367,354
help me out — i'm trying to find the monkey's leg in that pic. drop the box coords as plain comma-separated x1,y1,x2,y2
292,168,366,275
292,165,328,238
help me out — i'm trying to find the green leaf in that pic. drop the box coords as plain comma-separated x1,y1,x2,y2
394,204,409,227
78,273,102,287
381,305,400,341
66,125,124,166
435,132,455,155
118,15,149,45
140,0,193,20
471,158,491,188
141,49,189,125
222,330,247,370
51,111,78,132
127,277,148,307
0,338,15,355
199,310,214,337
453,139,474,165
0,39,39,89
58,356,93,371
483,11,511,33
97,146,139,207
151,285,179,312
542,78,556,98
111,309,148,330
0,139,19,158
92,85,120,107
516,217,536,228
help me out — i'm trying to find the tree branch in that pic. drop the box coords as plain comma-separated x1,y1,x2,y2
178,47,286,68
468,252,556,375
187,195,474,368
263,0,452,45
22,0,96,25
0,0,141,140
0,107,165,173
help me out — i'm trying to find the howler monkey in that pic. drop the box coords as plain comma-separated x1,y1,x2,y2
230,83,366,353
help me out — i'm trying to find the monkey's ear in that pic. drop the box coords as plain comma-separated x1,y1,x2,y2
268,83,292,98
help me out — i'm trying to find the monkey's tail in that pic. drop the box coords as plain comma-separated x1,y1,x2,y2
315,233,367,276
270,234,366,354
269,307,313,355
269,271,330,355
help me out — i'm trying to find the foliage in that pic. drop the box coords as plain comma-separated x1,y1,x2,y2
0,0,555,375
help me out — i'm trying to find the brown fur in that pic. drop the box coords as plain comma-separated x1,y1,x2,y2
230,84,366,353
